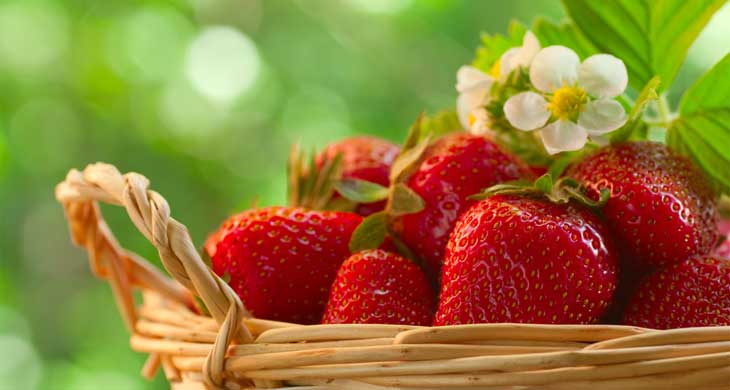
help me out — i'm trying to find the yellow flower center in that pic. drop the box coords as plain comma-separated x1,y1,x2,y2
468,112,477,126
547,85,587,120
489,59,501,79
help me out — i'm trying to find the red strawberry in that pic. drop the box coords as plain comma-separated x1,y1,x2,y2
529,165,549,177
317,136,400,216
434,194,618,325
205,206,361,324
322,249,435,325
394,132,533,278
566,142,717,271
622,256,730,329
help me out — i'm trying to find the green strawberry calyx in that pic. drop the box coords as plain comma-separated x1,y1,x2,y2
287,142,349,211
472,173,610,210
343,113,433,260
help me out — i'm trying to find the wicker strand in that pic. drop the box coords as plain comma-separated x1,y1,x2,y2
56,163,254,389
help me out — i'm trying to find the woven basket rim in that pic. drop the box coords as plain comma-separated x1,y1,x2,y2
55,163,730,390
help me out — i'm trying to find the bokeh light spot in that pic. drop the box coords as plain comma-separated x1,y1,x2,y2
107,5,194,83
0,1,69,75
0,334,42,389
185,26,261,103
281,86,353,148
346,0,413,14
159,78,224,138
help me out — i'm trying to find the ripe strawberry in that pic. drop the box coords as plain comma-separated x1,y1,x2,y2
317,136,400,216
566,142,717,271
322,249,435,325
205,206,361,324
529,165,549,177
434,194,618,325
394,132,533,278
622,256,730,329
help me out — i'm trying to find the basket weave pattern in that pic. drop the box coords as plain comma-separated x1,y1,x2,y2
55,163,730,389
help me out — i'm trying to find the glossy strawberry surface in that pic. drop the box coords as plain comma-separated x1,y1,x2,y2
395,133,532,279
567,142,717,271
434,195,618,325
622,256,730,329
322,249,435,325
205,206,361,324
318,136,400,216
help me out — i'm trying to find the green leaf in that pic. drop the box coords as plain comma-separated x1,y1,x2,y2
534,173,554,195
667,110,730,194
531,17,597,60
610,76,661,143
333,178,390,203
680,54,730,116
548,151,581,178
349,211,388,254
472,20,527,73
421,110,461,140
562,0,725,92
667,54,730,195
390,113,431,184
403,112,424,150
388,184,425,217
390,135,431,184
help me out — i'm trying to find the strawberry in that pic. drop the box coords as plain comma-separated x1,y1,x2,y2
322,249,435,325
622,256,730,329
318,136,400,216
204,206,361,324
288,136,399,216
528,165,549,177
434,187,618,325
566,142,717,271
394,132,533,278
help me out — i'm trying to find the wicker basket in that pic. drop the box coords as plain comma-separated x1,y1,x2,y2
55,163,730,390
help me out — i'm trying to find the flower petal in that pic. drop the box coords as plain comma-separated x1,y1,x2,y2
590,134,610,146
504,91,550,131
457,88,490,128
529,46,580,93
578,54,628,98
500,32,540,79
468,109,494,137
521,31,541,62
456,66,493,93
578,98,627,135
539,120,588,154
499,47,520,77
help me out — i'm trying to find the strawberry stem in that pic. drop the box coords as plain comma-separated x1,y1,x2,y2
472,173,609,210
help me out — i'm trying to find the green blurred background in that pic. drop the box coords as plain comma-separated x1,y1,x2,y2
0,0,727,388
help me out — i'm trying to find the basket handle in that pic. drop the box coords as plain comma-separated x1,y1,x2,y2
56,163,253,387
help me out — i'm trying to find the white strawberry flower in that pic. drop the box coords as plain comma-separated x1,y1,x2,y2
498,30,541,81
456,31,541,134
456,65,493,132
503,46,628,154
